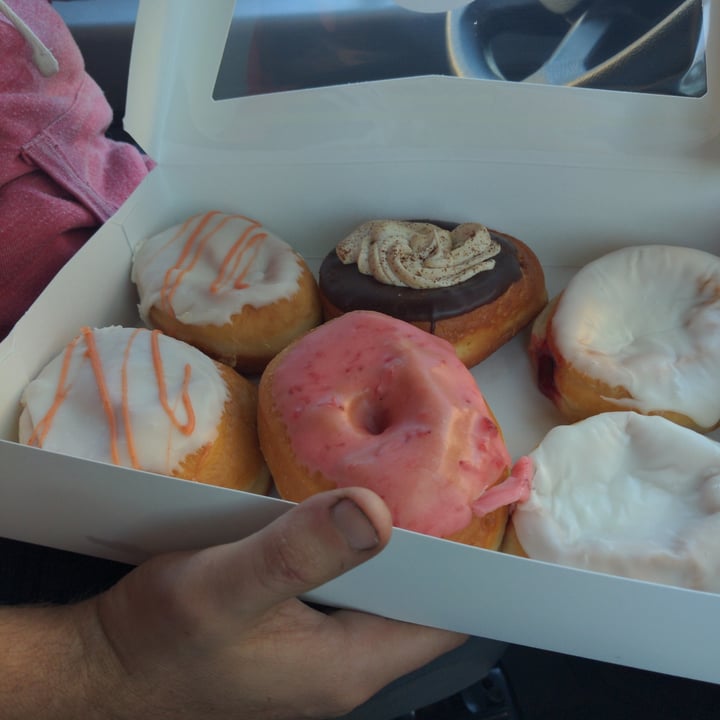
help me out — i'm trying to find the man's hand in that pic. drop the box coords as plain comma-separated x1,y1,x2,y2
44,487,466,719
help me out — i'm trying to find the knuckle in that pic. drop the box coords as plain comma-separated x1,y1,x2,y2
127,555,209,637
255,526,325,595
157,579,206,636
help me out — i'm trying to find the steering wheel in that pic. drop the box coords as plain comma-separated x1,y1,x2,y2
446,0,706,96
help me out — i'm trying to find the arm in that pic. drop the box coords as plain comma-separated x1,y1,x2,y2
0,601,107,719
0,488,466,720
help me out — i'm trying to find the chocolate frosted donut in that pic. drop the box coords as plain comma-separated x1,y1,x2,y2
319,231,522,327
318,219,547,368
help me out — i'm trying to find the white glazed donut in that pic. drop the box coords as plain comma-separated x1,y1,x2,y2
132,211,322,374
503,411,720,592
19,326,270,493
530,245,720,432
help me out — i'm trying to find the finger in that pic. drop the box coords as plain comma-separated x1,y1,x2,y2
191,486,394,618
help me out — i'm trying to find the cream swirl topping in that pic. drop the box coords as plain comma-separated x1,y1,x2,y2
336,220,501,289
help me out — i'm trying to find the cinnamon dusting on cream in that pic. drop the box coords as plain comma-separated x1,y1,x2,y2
336,220,501,289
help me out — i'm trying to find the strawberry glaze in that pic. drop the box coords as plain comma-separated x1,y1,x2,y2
270,310,531,537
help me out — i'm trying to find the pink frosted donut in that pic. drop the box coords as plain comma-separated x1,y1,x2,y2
258,310,532,548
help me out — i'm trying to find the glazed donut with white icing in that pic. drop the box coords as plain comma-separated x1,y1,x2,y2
132,211,322,374
530,245,720,432
258,310,533,549
19,326,270,493
318,220,547,368
502,411,720,593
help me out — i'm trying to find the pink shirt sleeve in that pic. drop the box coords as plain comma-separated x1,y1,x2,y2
0,0,155,338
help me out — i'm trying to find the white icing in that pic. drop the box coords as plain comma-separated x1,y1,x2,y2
336,220,500,289
551,245,720,428
18,327,228,475
514,412,720,592
132,211,303,326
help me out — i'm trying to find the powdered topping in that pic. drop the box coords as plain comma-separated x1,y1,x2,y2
513,412,720,592
551,245,720,428
132,211,304,326
19,326,227,475
336,220,501,289
270,310,530,537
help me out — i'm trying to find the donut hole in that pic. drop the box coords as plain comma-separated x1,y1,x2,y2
348,395,391,436
365,405,391,435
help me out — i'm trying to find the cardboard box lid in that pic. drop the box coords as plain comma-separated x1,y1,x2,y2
124,0,720,168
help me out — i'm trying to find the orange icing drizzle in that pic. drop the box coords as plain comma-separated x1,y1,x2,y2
26,335,82,448
158,211,267,312
159,210,223,314
150,329,196,436
210,226,267,294
82,327,121,465
27,328,197,469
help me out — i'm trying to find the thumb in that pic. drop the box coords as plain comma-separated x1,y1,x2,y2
193,487,394,618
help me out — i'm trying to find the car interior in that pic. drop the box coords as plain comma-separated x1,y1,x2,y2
47,1,720,718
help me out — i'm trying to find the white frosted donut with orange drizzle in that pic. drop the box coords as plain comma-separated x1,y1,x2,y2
258,310,532,549
132,211,322,374
19,326,269,493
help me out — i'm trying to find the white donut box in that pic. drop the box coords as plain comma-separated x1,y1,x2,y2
2,0,720,684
